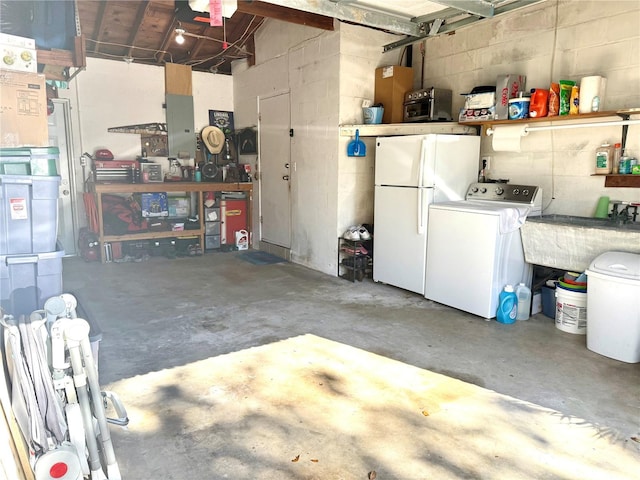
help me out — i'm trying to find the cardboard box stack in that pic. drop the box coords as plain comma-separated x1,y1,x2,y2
0,33,48,148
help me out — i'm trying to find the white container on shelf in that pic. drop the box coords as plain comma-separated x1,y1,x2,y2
586,251,640,363
595,143,613,174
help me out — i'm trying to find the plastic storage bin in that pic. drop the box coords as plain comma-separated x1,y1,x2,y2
0,174,60,255
586,251,640,363
0,147,59,176
541,284,556,319
0,247,65,317
205,235,221,250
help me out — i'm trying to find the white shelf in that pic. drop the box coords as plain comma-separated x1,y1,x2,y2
339,123,477,137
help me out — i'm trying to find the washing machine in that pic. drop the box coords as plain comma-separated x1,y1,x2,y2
424,182,542,319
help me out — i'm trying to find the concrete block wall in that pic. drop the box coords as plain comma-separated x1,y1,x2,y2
233,20,341,273
419,0,640,216
234,20,398,275
337,24,399,245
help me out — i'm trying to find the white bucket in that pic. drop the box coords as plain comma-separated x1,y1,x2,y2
235,229,249,250
555,287,587,334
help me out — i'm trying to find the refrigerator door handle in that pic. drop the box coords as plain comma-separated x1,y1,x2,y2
418,188,425,234
418,139,427,189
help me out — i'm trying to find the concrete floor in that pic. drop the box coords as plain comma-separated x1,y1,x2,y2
62,252,640,475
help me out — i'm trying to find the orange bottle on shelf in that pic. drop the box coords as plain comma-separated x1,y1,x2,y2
529,88,549,118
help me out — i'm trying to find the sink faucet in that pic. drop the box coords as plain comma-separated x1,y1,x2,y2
624,204,639,223
610,202,639,224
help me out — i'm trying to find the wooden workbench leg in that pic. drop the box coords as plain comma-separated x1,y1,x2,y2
96,192,105,263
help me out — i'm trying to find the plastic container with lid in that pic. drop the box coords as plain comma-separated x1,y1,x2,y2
555,286,587,334
613,143,622,173
595,143,613,174
586,251,640,363
508,97,530,120
529,88,549,118
0,147,59,176
618,150,634,174
515,282,531,320
496,285,517,324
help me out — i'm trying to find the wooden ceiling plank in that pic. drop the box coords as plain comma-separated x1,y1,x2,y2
187,24,217,61
92,0,109,54
237,0,334,31
127,1,152,57
157,16,180,64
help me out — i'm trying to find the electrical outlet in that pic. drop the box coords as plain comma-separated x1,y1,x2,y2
481,155,491,170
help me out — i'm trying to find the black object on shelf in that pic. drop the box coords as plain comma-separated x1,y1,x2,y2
337,237,372,282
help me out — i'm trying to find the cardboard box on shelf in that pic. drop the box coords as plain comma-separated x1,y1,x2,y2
495,74,526,120
168,196,190,217
0,70,48,147
0,33,37,73
374,66,413,124
459,106,496,122
141,192,169,218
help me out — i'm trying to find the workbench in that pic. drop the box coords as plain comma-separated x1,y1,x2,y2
90,181,253,263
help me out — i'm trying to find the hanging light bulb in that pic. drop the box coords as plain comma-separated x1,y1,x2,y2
175,28,186,45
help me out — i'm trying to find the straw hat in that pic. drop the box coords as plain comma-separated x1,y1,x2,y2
201,126,225,154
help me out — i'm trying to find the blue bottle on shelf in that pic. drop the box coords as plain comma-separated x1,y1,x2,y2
497,285,518,324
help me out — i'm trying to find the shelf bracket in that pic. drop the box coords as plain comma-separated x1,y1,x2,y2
619,113,630,151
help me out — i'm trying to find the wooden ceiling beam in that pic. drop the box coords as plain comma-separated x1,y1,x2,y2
91,0,109,54
157,16,180,64
188,24,216,61
127,1,152,57
236,0,334,31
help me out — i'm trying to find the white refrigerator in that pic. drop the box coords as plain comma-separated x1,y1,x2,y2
373,134,481,294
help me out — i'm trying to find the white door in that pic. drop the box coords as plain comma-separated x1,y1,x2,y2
258,93,291,248
373,185,433,294
48,99,78,255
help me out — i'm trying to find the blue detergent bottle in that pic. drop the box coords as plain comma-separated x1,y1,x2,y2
497,285,518,324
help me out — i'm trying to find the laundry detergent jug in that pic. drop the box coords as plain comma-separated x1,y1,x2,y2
497,285,518,324
529,88,549,118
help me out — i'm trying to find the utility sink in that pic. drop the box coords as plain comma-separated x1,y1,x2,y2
521,215,640,271
530,214,640,230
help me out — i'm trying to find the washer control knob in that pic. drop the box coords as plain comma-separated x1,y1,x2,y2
523,189,529,196
471,187,479,193
495,187,504,195
480,187,487,194
513,188,520,195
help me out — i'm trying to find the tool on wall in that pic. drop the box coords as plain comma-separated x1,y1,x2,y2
347,129,366,157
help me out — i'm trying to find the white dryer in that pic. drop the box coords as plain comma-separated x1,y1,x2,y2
424,183,542,319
